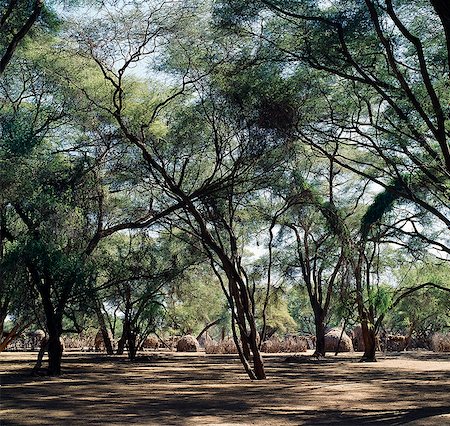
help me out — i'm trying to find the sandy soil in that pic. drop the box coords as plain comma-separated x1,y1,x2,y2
1,350,449,425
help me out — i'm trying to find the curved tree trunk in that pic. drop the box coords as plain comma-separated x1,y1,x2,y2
228,274,265,380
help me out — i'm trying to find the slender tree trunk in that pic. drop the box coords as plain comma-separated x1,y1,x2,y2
0,328,14,352
116,336,125,355
230,315,257,380
116,295,131,356
126,324,137,361
248,330,266,379
0,0,43,75
354,256,377,362
196,318,220,341
228,275,266,380
95,301,114,355
116,320,127,355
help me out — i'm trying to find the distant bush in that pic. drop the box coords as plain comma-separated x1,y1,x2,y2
260,335,308,353
205,337,238,354
431,333,450,352
383,335,407,352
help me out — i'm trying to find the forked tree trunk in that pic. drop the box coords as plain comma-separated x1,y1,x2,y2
182,197,266,380
227,276,266,380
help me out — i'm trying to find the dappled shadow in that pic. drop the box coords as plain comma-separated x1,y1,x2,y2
1,351,449,425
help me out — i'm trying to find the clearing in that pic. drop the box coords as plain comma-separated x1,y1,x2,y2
1,351,449,425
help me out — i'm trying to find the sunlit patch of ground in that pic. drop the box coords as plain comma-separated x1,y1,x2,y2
1,350,449,425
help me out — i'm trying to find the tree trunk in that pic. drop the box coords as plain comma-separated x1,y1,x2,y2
100,326,114,355
431,0,450,74
0,322,25,352
39,280,64,375
229,277,266,380
126,326,137,361
196,318,221,341
248,331,266,379
360,317,377,362
47,325,64,375
354,257,377,362
116,335,125,355
116,301,130,355
95,302,114,355
116,322,127,355
313,311,326,357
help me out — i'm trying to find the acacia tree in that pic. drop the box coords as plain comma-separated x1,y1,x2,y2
265,160,348,356
0,37,184,373
94,232,195,360
68,0,300,378
214,0,450,361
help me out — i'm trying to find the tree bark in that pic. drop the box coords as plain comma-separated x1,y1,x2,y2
126,324,137,361
0,0,43,75
39,281,64,375
45,322,63,374
116,320,127,355
431,0,450,73
313,310,326,357
359,316,377,362
95,301,114,355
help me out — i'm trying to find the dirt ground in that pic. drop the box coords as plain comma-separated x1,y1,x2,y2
1,350,449,425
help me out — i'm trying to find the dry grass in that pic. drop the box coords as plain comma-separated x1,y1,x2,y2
205,337,238,354
261,336,308,353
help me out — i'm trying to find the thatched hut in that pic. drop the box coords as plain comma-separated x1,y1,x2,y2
176,335,200,352
324,328,353,352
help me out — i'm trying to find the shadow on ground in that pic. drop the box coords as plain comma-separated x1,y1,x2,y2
1,351,449,425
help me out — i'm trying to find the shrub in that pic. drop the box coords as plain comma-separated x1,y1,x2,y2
431,333,450,352
260,335,308,353
205,337,238,354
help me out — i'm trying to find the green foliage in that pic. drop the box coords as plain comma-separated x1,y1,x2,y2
166,265,227,336
1,0,448,366
384,260,450,337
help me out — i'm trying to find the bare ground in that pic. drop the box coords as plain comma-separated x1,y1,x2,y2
0,350,449,425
